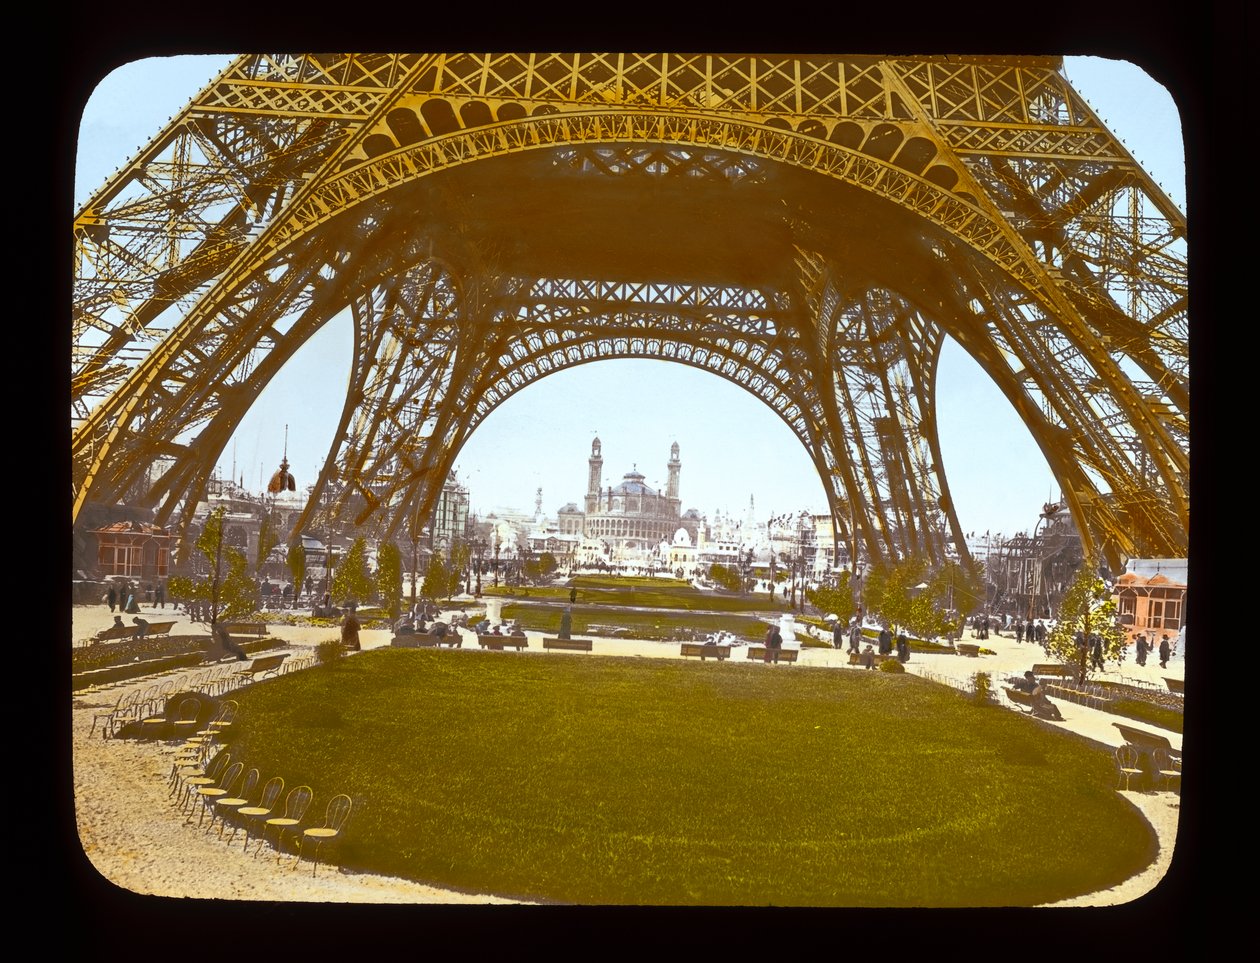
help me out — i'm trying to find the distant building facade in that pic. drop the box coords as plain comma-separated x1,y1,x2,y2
569,438,700,559
1113,558,1187,642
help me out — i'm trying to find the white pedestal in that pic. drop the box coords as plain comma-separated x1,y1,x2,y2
779,614,797,643
484,598,504,625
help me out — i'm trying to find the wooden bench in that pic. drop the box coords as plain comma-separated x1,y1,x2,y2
1113,723,1175,754
542,637,593,652
235,653,289,683
392,633,441,648
680,642,731,661
1163,677,1184,695
480,635,529,650
1031,663,1075,680
956,642,981,657
1113,723,1180,789
220,621,269,637
93,620,177,642
1003,686,1063,720
746,644,799,664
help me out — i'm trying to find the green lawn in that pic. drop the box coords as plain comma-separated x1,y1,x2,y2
221,651,1155,906
485,577,780,613
501,603,767,641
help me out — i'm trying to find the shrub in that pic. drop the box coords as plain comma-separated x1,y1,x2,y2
316,638,344,665
878,658,905,673
972,671,992,704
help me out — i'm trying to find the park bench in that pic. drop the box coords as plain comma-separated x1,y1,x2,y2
1113,722,1180,789
956,642,981,657
542,637,593,652
1164,677,1184,695
679,642,731,661
1113,722,1176,755
93,620,177,642
746,644,799,664
235,653,289,683
479,635,529,650
1031,663,1075,681
391,633,441,648
1003,686,1063,720
220,621,269,637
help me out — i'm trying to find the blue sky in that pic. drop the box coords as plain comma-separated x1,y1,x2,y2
74,55,1186,538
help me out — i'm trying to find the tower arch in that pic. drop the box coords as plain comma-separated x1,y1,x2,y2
72,53,1187,572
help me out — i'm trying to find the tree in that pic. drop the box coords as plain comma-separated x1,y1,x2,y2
1045,558,1127,683
708,563,742,592
421,554,450,601
865,558,927,633
449,540,472,594
805,571,855,625
331,537,374,605
926,559,985,640
286,540,306,597
539,552,558,579
167,506,260,622
376,541,403,618
256,512,280,574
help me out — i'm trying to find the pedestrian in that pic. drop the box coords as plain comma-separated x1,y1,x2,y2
212,621,249,662
106,585,117,612
896,631,909,663
1159,634,1170,669
1090,634,1105,671
124,590,140,614
1015,621,1024,644
569,586,577,604
559,606,572,640
341,603,362,652
764,623,782,663
282,582,293,609
878,625,892,656
131,615,149,640
1135,634,1148,666
861,644,875,669
155,582,165,609
831,618,844,650
848,619,862,654
145,583,154,605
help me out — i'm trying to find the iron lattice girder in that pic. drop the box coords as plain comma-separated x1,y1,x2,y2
294,260,955,565
72,52,1188,566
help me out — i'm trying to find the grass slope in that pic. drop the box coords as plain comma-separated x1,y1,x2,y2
222,651,1155,906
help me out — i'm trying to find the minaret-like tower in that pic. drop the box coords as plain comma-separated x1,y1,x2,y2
585,437,603,514
666,441,681,516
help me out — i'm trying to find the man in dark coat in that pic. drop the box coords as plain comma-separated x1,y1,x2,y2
341,604,362,651
106,585,117,612
1135,634,1148,666
878,626,892,656
559,607,573,640
764,623,782,663
1159,634,1171,669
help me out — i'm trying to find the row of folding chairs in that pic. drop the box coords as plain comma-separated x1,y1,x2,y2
165,714,353,875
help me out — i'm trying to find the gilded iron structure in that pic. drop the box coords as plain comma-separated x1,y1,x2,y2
72,53,1188,572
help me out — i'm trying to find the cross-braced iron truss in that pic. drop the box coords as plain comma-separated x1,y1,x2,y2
72,53,1188,571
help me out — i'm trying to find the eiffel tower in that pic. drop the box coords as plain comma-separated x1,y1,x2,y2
71,53,1187,573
